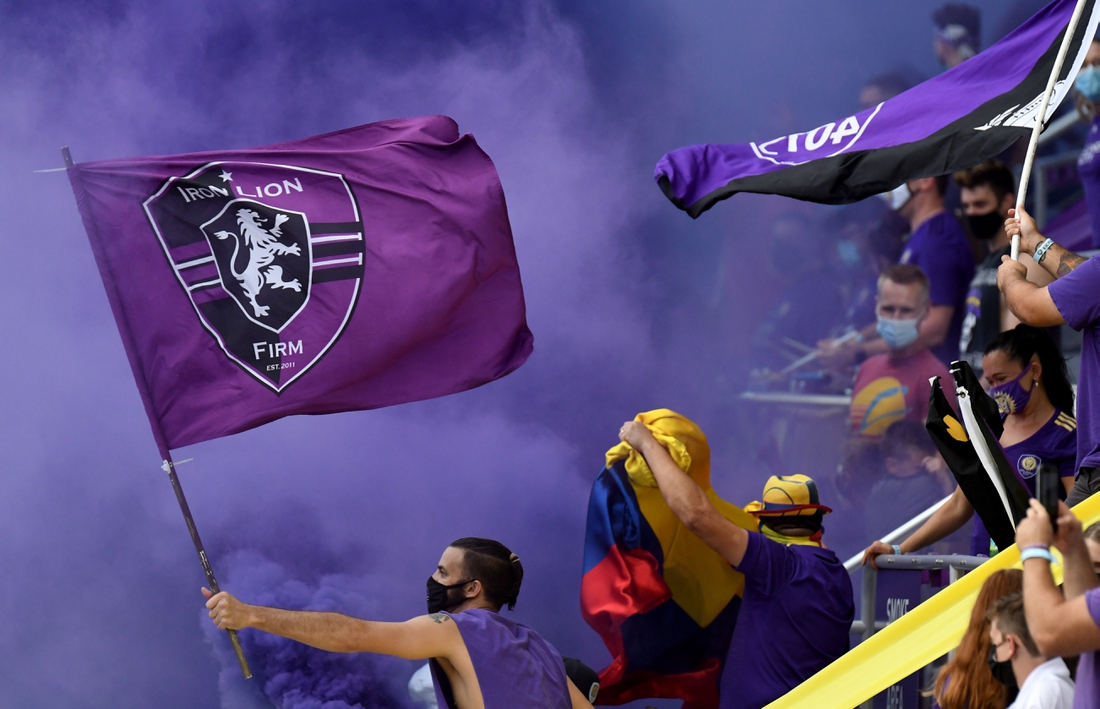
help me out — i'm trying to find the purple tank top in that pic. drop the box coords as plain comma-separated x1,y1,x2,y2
429,608,572,709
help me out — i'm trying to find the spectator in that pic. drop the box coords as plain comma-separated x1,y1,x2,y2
1000,207,1098,505
1075,38,1100,250
619,418,853,709
819,177,974,368
932,569,1023,709
1016,499,1100,709
202,537,594,709
860,72,914,110
956,161,1053,375
835,438,885,510
753,212,845,367
826,201,901,335
933,4,981,69
987,592,1074,709
849,264,952,438
863,325,1076,564
864,421,952,541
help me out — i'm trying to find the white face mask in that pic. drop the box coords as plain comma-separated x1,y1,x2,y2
879,184,912,212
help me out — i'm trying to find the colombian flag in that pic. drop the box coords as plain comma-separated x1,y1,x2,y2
580,410,758,708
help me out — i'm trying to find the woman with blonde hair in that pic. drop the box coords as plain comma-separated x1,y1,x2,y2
933,568,1023,709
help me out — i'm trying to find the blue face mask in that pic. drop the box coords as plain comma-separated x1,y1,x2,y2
1076,66,1100,102
837,240,861,268
877,317,920,350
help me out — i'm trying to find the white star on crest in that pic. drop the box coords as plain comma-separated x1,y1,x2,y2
218,170,233,182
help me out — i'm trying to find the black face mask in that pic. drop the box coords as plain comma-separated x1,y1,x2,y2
967,210,1004,240
426,576,473,614
988,645,1018,690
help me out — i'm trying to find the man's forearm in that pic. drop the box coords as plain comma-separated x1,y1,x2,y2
636,437,748,566
250,607,371,653
1023,557,1068,654
1048,247,1088,278
637,438,713,523
1023,235,1087,279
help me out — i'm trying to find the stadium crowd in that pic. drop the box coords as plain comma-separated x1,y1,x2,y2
740,3,1100,708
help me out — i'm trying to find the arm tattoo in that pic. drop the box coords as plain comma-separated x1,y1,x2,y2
1057,252,1088,277
428,613,451,624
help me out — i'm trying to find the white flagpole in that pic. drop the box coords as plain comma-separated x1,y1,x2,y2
1014,0,1090,260
956,387,1017,529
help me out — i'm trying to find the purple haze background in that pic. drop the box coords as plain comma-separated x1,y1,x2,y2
0,1,1028,707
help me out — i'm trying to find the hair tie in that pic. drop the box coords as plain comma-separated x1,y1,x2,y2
509,553,520,564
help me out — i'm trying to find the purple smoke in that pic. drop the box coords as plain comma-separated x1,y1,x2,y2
0,2,1022,708
202,549,414,709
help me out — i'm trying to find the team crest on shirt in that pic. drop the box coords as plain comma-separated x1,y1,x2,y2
1018,454,1041,479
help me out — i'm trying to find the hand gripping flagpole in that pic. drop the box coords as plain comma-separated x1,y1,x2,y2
163,456,253,679
1014,0,1090,260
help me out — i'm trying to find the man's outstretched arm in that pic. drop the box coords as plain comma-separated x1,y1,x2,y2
203,587,461,660
619,421,748,567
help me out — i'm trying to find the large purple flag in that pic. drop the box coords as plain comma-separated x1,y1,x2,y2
656,0,1100,217
69,116,533,456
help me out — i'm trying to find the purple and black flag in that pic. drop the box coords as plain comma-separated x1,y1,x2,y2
656,0,1100,217
68,116,533,456
926,362,1031,551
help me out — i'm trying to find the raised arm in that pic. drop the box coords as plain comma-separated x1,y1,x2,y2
203,587,462,660
1050,501,1099,601
861,485,972,569
619,421,749,567
1017,500,1100,656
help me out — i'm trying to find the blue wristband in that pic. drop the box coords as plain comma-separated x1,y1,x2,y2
1020,547,1056,564
1033,238,1055,263
891,544,902,556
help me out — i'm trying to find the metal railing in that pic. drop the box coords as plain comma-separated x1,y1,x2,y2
851,553,987,640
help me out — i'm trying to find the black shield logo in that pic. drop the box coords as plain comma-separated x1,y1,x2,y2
201,200,311,332
143,161,365,393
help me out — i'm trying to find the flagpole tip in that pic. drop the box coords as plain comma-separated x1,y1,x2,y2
61,147,73,167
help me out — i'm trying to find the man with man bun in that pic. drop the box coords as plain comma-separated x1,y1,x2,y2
204,537,594,709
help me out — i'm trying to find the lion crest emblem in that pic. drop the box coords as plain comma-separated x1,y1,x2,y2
202,200,311,332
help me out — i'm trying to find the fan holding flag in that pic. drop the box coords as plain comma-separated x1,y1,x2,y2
1000,206,1100,507
615,420,853,709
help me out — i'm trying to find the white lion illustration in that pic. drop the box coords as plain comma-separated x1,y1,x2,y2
214,208,302,318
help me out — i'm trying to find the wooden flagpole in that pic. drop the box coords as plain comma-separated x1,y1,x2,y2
63,145,251,678
1014,0,1090,260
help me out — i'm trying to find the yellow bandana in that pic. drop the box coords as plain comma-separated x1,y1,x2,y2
759,523,825,548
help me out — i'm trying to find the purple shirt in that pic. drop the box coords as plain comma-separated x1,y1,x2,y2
1049,256,1100,470
720,532,854,709
1077,117,1100,250
899,212,976,366
429,609,571,709
1073,587,1100,709
969,410,1077,555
